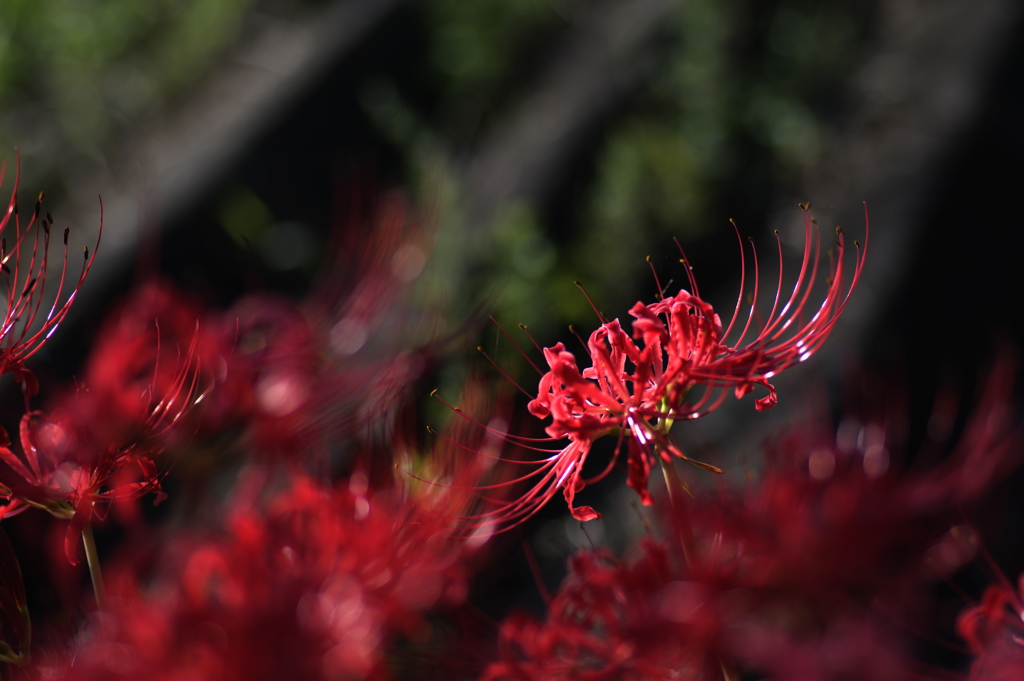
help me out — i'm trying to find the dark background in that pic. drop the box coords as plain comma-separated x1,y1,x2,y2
1,0,1023,666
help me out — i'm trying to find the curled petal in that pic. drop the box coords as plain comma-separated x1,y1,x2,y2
754,382,778,411
569,505,601,522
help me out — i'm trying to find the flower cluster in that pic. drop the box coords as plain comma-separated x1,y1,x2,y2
38,472,471,681
485,368,1021,680
959,574,1024,681
484,540,720,681
0,155,1020,681
0,170,454,675
0,162,122,566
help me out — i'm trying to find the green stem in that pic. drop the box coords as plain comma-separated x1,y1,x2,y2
653,401,697,567
81,521,106,609
659,456,697,568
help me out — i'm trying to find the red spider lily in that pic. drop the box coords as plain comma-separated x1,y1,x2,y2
296,192,439,444
446,204,867,526
688,366,1018,606
0,329,202,564
677,354,1017,600
85,193,434,460
659,363,1017,681
79,280,368,461
484,543,913,681
82,281,208,430
208,287,425,455
40,472,470,681
484,540,725,681
0,155,101,396
958,573,1024,681
483,362,1019,681
483,527,919,681
220,294,331,453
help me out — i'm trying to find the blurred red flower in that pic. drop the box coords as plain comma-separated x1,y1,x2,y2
959,572,1024,680
40,472,470,681
484,354,1020,681
0,329,201,564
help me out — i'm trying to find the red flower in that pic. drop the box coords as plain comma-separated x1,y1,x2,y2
0,330,202,564
41,472,470,681
0,155,100,396
484,359,1019,681
958,575,1024,681
460,205,866,525
484,540,723,681
86,192,435,459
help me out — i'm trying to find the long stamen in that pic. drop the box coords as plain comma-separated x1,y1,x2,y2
673,237,701,297
518,323,543,353
721,219,747,340
574,281,606,323
490,317,543,375
646,255,665,300
476,347,534,399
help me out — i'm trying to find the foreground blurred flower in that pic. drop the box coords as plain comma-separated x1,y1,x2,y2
39,472,471,681
449,205,866,526
959,573,1024,681
0,330,202,564
484,540,722,681
484,361,1019,681
83,193,437,465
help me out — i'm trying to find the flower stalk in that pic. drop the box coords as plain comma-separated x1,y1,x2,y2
659,455,695,567
81,519,105,609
